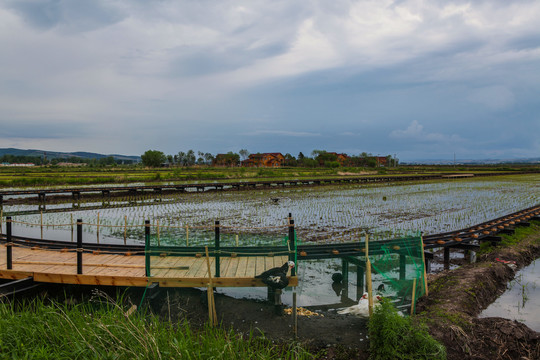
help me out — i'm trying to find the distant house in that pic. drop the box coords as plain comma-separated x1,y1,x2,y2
374,156,388,167
242,153,285,167
328,152,349,165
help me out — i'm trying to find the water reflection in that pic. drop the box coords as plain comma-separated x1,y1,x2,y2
480,259,540,331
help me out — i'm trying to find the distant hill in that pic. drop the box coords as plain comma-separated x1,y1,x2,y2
0,148,140,162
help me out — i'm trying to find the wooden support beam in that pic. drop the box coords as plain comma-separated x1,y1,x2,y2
443,247,450,270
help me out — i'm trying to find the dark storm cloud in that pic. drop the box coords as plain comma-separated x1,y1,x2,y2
6,0,124,32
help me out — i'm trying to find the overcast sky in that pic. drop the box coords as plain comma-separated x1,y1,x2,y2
1,0,539,161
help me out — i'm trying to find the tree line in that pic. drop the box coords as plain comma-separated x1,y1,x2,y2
0,154,131,167
141,149,398,168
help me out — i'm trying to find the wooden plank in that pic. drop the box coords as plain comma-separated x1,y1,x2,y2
223,257,240,277
185,258,206,277
0,269,34,280
255,256,265,277
232,256,247,277
33,272,150,287
244,257,257,277
193,257,213,278
161,257,195,278
265,256,273,272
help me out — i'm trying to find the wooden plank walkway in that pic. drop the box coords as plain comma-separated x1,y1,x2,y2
0,246,297,288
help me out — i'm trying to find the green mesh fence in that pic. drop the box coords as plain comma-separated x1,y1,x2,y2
367,233,426,314
145,226,297,278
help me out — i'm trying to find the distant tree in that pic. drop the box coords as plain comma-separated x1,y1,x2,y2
177,151,186,166
366,157,377,168
167,155,173,164
98,156,116,166
204,153,215,165
239,149,250,161
185,150,196,166
298,152,305,160
284,153,297,166
311,149,324,158
141,150,166,167
302,158,318,168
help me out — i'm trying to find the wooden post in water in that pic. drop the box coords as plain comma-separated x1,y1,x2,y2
96,212,100,244
443,246,450,270
214,221,220,278
6,216,12,270
288,219,296,276
70,214,74,242
399,254,406,280
410,278,417,315
205,246,218,326
366,233,374,317
76,219,83,274
356,263,365,299
40,211,43,240
156,219,160,247
145,220,151,277
124,216,127,245
420,235,429,296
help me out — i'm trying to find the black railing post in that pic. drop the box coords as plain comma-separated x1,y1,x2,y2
76,219,83,274
289,219,296,276
215,220,220,278
145,220,150,277
6,216,12,270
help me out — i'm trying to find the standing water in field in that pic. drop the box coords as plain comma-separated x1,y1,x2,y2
479,258,540,331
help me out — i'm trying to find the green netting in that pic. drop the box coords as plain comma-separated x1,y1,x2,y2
367,233,426,314
145,227,297,278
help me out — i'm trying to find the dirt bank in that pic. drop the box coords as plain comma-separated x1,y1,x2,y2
416,230,540,360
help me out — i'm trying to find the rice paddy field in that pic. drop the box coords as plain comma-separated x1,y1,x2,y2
1,173,539,306
2,174,539,246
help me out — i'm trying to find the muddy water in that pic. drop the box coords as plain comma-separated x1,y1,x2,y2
479,258,540,331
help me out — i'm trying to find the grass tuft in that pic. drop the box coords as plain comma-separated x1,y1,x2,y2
368,298,446,360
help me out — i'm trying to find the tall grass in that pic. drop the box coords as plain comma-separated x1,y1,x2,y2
0,295,314,360
368,298,446,360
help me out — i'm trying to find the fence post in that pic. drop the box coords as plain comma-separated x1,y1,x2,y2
6,216,12,270
76,219,83,274
145,220,150,277
289,219,296,276
215,220,220,278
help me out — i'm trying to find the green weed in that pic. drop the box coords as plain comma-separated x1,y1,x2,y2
368,299,446,360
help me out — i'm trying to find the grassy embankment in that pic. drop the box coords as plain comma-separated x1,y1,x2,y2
0,295,316,360
0,164,537,188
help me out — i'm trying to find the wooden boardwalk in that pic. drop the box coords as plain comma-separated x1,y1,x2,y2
0,246,297,288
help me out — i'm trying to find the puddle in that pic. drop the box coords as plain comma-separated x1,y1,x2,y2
479,258,540,331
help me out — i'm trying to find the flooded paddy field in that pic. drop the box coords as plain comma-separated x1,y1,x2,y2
1,174,539,307
3,174,539,245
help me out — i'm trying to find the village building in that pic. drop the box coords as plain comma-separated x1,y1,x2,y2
242,153,285,167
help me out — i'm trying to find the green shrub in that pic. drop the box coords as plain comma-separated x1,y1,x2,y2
368,299,446,360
